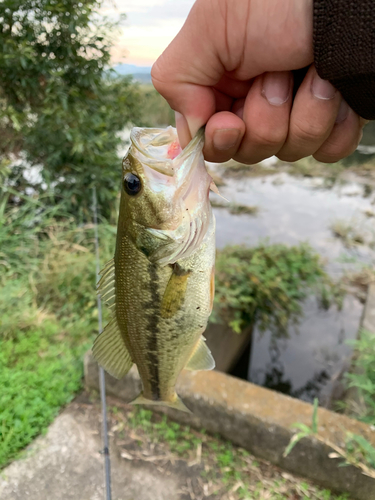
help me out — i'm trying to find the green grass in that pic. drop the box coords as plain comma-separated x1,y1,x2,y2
0,196,115,468
0,320,87,466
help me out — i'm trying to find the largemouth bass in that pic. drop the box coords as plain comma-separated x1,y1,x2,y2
93,126,216,412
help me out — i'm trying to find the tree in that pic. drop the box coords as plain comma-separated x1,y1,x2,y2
0,0,141,216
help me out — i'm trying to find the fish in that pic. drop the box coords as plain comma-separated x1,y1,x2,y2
93,126,216,413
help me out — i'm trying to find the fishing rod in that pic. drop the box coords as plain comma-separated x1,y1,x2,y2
92,186,112,500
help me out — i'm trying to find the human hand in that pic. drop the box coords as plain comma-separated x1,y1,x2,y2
151,0,365,164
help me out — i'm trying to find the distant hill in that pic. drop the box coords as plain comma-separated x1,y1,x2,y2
113,64,152,83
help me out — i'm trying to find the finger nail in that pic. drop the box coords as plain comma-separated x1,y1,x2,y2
234,105,244,120
186,117,204,139
213,128,241,151
175,112,192,149
335,99,350,123
360,118,370,128
311,74,336,100
262,71,291,106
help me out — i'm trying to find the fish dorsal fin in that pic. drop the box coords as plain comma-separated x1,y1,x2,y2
97,258,116,312
92,317,133,379
185,336,215,371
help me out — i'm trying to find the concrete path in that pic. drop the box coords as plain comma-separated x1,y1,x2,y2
0,400,179,500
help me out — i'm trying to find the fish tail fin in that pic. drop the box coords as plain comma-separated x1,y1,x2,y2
130,393,192,414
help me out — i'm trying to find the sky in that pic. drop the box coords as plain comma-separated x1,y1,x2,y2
102,0,196,67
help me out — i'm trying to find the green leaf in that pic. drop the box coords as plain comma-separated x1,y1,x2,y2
284,432,310,457
291,423,313,434
312,397,319,434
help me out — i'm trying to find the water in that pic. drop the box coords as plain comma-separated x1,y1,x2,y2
210,167,375,405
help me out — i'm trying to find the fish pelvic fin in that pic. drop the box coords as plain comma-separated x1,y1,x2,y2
92,316,133,379
130,393,192,414
185,336,215,371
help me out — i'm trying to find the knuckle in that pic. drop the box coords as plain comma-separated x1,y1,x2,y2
314,136,358,163
277,151,304,163
233,151,266,165
150,64,160,84
150,61,165,91
292,119,328,143
251,126,286,151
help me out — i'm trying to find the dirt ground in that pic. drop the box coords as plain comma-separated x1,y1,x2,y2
0,392,350,500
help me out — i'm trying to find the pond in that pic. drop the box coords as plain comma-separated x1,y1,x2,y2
209,161,375,406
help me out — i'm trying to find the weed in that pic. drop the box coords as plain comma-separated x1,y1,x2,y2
222,160,277,178
331,220,366,247
284,398,375,479
285,156,344,179
331,218,375,250
212,243,344,335
341,266,375,302
210,199,259,215
345,330,375,424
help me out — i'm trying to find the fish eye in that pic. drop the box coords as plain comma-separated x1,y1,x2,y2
123,172,142,196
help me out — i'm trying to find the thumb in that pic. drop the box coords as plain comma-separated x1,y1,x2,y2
151,0,223,147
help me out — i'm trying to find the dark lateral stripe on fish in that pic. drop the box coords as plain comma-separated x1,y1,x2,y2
146,263,161,400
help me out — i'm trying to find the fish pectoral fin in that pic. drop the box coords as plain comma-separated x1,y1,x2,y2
92,317,133,379
145,227,174,242
210,180,229,201
130,393,191,413
185,336,215,371
161,263,191,318
97,258,116,313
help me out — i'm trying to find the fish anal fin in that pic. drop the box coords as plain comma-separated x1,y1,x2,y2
161,263,191,319
92,317,133,379
130,392,191,413
185,336,215,371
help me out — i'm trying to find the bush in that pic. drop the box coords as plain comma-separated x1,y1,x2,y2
0,0,141,217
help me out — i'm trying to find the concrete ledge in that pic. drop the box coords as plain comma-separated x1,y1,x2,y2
85,352,375,500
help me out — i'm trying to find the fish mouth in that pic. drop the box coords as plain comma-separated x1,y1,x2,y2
130,126,205,179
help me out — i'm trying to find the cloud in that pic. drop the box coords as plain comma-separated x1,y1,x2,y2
103,0,195,65
112,19,182,64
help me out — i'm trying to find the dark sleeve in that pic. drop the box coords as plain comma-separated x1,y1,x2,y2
313,0,375,119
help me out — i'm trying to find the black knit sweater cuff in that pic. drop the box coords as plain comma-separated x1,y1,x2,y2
313,0,375,120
